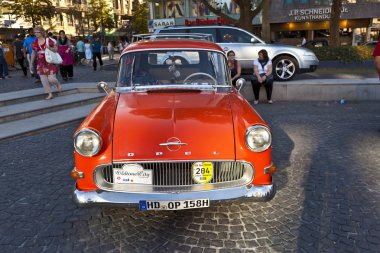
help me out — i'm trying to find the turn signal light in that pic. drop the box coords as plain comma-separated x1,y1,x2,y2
264,164,276,174
71,168,84,179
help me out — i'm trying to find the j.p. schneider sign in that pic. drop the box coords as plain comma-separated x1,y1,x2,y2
288,6,348,21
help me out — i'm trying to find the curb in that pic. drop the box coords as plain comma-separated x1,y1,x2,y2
240,78,380,102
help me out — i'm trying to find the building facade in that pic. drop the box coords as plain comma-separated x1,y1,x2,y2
270,0,380,45
147,0,380,45
0,0,134,42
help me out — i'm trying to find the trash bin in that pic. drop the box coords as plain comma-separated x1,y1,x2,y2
2,44,15,66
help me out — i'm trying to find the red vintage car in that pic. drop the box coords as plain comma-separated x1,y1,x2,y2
71,36,276,210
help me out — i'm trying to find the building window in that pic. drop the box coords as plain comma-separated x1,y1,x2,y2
166,1,185,18
67,14,74,26
283,0,294,7
299,0,309,4
57,13,64,26
313,0,331,4
191,0,211,16
153,1,165,19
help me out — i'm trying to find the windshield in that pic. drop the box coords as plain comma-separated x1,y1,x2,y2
116,49,230,88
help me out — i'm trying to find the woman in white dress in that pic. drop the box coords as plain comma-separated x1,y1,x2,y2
84,39,92,65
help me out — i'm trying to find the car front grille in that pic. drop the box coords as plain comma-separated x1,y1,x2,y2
94,161,254,193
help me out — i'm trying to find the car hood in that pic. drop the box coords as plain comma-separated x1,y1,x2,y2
112,91,235,161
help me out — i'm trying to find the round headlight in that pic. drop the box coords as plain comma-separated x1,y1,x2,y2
74,129,102,157
245,125,272,152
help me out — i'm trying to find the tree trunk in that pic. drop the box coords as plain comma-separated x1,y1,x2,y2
237,6,255,34
330,0,343,47
261,0,272,42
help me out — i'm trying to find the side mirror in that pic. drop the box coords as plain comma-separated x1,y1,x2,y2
98,81,110,94
236,78,245,93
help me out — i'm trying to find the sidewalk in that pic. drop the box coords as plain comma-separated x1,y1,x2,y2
0,54,120,94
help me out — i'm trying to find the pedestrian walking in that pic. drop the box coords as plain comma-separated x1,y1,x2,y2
301,37,307,46
57,30,74,81
118,40,124,53
251,49,274,104
30,26,62,100
227,50,241,86
23,28,38,78
84,39,92,65
373,36,380,81
13,34,27,77
47,32,57,42
76,38,85,64
107,41,114,60
91,34,103,71
0,42,11,79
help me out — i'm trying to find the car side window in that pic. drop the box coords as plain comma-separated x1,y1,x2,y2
188,28,217,42
161,29,187,34
219,28,252,43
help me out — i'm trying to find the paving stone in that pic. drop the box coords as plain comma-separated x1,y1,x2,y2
0,102,379,252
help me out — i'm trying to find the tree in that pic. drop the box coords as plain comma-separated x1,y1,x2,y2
330,0,343,46
261,0,272,42
131,0,149,35
199,0,264,34
87,0,114,32
0,0,56,27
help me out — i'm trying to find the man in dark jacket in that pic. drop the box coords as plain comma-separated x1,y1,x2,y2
91,34,103,71
13,34,27,76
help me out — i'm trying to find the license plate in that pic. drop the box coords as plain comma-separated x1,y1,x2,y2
139,199,210,211
113,164,152,184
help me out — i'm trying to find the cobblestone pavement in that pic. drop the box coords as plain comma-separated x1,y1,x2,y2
0,101,379,252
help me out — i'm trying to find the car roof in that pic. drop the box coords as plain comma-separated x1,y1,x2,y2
124,39,224,52
161,25,236,29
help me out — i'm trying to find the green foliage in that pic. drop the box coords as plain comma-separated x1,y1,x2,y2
131,0,149,34
311,46,374,63
87,0,114,31
1,0,56,27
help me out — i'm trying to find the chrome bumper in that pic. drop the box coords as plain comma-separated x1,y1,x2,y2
73,184,276,208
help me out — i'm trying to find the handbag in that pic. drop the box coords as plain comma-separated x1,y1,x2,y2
45,38,63,65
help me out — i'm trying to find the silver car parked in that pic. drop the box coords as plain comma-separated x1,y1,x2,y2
154,26,319,81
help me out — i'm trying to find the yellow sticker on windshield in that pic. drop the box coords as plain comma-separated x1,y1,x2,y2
192,162,213,184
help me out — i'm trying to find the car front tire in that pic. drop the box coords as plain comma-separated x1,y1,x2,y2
273,56,298,81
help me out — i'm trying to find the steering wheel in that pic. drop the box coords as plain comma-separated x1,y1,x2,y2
183,72,217,85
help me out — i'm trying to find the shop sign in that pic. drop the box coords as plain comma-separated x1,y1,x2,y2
288,6,348,21
185,17,231,26
148,18,175,30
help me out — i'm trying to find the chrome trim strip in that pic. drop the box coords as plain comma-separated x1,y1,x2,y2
115,85,232,93
73,183,276,207
159,141,188,146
